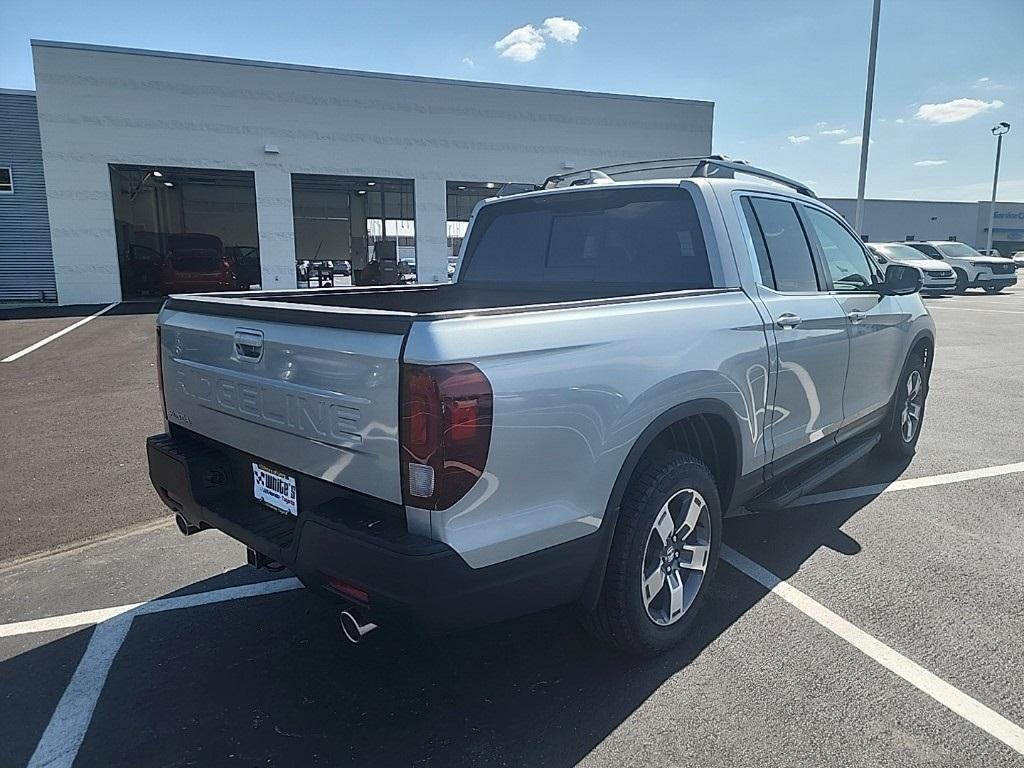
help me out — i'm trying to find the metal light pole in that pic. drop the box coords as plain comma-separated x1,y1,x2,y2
985,122,1011,254
854,0,882,236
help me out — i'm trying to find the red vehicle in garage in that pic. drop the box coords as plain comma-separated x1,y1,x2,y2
160,233,238,293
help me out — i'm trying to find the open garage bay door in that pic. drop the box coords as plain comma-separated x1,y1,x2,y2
109,165,261,299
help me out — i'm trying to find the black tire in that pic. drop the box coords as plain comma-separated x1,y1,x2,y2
878,349,929,459
984,286,1003,294
953,269,969,294
582,453,722,655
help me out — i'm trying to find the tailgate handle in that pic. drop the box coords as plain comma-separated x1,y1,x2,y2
234,328,264,362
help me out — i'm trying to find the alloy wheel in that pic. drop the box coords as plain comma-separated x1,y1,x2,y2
901,369,924,443
640,488,712,626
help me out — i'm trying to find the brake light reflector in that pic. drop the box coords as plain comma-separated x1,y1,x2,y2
399,363,493,510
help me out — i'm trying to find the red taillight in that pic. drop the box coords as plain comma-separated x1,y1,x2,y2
156,325,167,417
399,363,493,510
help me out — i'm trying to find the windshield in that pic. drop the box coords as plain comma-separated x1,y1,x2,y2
874,243,930,261
937,242,984,258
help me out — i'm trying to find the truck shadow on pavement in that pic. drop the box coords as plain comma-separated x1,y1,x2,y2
2,458,911,768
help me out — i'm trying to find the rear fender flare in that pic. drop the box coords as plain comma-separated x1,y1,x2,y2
578,398,744,611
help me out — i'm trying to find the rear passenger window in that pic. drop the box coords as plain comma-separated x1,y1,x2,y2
459,187,713,290
746,197,821,292
741,198,776,289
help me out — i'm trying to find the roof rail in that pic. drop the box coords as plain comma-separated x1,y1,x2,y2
495,182,541,197
692,158,817,198
541,155,817,198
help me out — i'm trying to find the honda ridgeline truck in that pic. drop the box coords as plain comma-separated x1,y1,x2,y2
147,158,934,654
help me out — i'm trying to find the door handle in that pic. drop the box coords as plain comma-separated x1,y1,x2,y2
776,313,802,329
847,311,866,323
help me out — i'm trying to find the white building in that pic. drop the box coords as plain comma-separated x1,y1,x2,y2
29,40,714,305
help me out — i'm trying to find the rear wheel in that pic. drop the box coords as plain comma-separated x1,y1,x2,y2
953,269,969,294
878,350,929,459
583,453,722,655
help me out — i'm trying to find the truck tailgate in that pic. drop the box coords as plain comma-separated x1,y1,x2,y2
158,306,404,504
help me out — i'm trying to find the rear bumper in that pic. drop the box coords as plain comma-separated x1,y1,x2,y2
146,431,597,633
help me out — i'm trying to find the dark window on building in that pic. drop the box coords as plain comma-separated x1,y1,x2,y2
746,197,820,292
460,186,712,290
0,167,12,194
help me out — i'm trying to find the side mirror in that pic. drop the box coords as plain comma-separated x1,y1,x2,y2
880,263,922,295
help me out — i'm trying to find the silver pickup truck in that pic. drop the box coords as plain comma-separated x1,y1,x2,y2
147,158,934,655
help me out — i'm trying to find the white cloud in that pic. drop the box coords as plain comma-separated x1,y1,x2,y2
895,118,906,124
542,17,581,43
495,17,582,61
819,128,848,135
815,121,828,129
914,159,948,167
915,97,1004,124
494,24,546,62
839,136,875,146
787,135,810,145
461,57,475,68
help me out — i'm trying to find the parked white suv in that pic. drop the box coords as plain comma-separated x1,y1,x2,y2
868,243,956,296
904,241,1017,294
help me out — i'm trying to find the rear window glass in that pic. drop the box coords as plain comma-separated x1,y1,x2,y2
459,187,713,289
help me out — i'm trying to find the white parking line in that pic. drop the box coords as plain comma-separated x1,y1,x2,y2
0,576,303,638
1,303,118,363
27,616,133,768
9,577,303,768
723,546,1024,757
793,461,1024,507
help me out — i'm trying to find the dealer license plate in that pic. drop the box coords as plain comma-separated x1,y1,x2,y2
252,463,298,516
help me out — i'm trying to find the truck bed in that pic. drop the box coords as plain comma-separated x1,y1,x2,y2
164,282,698,333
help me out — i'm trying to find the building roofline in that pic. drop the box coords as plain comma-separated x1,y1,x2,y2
30,39,714,108
0,87,36,96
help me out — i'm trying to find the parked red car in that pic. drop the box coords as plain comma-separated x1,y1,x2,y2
160,234,237,294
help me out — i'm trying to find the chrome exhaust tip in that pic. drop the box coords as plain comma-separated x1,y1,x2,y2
340,610,378,644
174,513,201,536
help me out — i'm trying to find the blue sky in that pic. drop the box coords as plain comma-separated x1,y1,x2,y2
2,0,1021,200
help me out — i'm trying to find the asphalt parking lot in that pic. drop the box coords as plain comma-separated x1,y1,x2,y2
2,289,1024,767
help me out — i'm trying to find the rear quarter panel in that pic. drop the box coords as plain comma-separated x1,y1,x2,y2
404,291,772,567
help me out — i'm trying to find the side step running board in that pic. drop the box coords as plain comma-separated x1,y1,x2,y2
747,432,881,513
